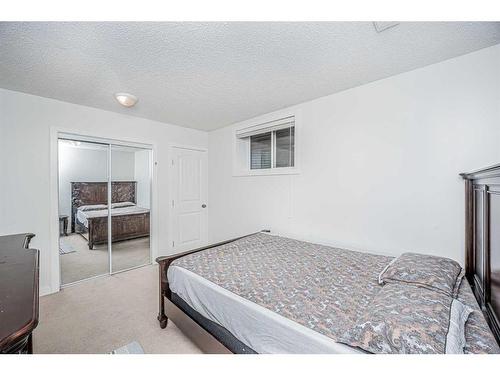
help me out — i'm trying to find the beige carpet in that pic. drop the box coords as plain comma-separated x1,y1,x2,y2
34,264,202,354
60,234,151,284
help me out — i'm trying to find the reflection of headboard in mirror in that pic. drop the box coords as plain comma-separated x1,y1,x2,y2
70,181,136,233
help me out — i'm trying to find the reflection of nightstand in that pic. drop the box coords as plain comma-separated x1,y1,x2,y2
59,215,68,236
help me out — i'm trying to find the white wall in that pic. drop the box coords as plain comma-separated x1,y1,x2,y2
0,89,207,295
111,150,136,182
208,44,500,264
58,142,136,231
134,149,151,209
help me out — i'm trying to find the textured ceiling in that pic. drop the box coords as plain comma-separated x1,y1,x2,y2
1,22,499,131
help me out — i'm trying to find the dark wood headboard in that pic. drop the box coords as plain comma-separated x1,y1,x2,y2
70,181,136,232
461,163,500,345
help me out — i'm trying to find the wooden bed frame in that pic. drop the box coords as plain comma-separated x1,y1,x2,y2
461,163,500,345
71,181,150,249
157,163,500,353
156,233,260,353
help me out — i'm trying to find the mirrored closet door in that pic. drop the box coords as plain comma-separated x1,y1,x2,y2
58,139,110,285
58,137,152,286
110,145,152,273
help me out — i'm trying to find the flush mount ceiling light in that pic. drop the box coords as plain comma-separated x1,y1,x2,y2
115,93,138,108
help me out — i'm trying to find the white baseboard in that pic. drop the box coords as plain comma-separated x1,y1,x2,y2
39,285,57,297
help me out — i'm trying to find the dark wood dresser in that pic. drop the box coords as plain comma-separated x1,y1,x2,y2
0,233,39,354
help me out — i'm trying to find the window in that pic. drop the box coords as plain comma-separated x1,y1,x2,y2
237,116,295,171
250,132,272,169
274,127,294,168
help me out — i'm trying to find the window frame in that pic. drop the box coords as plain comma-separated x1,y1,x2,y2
249,131,273,170
273,126,295,169
233,110,301,177
249,128,295,170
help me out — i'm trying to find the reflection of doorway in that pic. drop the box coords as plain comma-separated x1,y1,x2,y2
58,137,152,286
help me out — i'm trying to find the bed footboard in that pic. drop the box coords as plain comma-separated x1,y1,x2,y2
87,213,150,250
156,232,263,329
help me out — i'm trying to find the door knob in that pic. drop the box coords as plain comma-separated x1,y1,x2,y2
202,204,207,208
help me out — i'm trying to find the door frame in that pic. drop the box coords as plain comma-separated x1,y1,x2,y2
49,127,158,294
169,144,209,254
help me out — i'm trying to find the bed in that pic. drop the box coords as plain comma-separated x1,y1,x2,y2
71,182,150,249
156,163,500,354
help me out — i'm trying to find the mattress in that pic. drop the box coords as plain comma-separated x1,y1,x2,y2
76,204,150,228
171,292,257,354
168,264,361,353
168,233,500,354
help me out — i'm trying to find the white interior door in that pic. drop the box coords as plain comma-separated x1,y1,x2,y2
172,147,208,252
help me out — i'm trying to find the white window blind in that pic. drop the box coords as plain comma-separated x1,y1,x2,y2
236,116,295,139
236,115,296,172
250,132,272,169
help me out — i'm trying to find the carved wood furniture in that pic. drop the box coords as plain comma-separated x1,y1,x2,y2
0,233,38,354
71,181,150,249
461,163,500,345
85,211,150,250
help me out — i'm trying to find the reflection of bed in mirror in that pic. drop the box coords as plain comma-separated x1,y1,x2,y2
71,181,150,249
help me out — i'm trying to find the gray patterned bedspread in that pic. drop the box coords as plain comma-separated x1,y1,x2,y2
171,233,499,354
